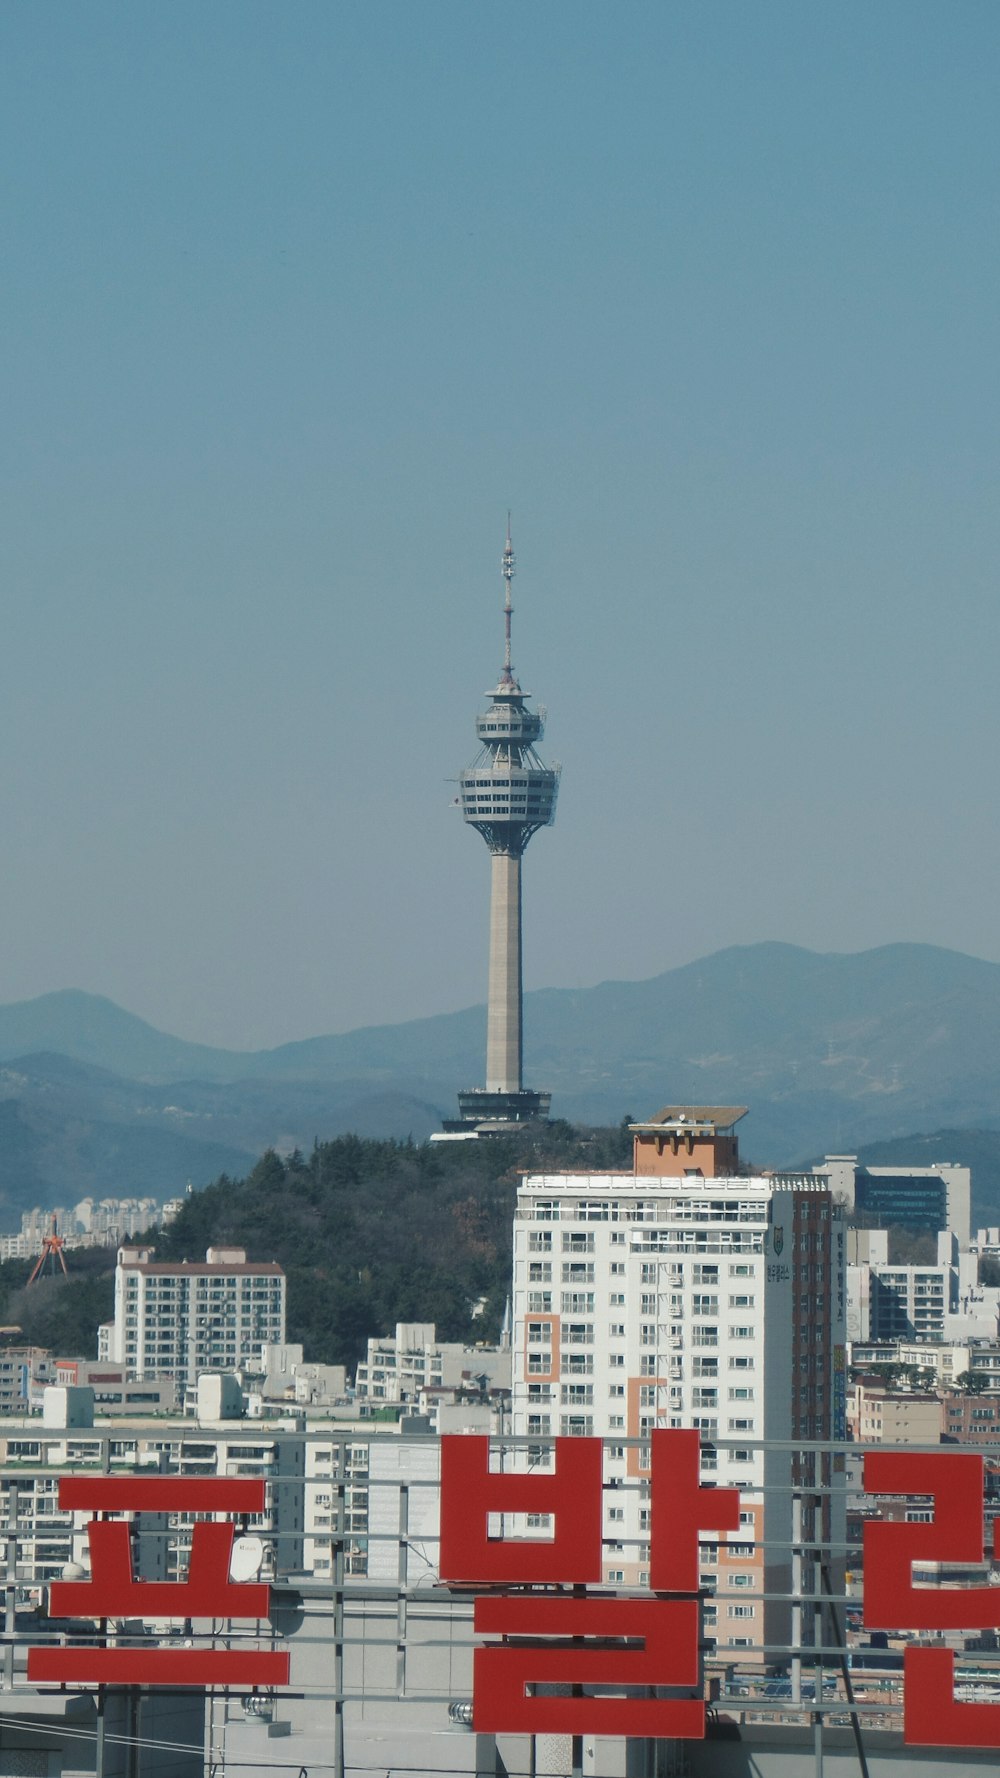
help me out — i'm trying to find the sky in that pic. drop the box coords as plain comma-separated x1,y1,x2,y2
0,1,998,1050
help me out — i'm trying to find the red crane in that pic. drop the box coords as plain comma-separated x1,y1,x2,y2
27,1214,69,1286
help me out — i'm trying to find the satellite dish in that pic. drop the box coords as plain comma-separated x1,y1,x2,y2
229,1535,265,1583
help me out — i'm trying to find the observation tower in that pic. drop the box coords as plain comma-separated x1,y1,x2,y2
448,524,560,1131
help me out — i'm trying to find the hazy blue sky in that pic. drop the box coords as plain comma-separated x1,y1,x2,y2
1,2,997,1049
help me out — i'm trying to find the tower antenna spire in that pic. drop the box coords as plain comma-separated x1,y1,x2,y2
501,514,515,683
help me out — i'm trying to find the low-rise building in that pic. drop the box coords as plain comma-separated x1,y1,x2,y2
941,1392,1000,1445
846,1383,941,1444
354,1322,510,1407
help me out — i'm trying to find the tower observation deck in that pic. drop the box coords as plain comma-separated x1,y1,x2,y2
448,525,560,1131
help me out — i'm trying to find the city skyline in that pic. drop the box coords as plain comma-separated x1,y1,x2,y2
1,2,997,1049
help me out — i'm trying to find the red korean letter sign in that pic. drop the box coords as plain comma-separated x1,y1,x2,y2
865,1451,1000,1747
28,1478,289,1688
440,1428,740,1739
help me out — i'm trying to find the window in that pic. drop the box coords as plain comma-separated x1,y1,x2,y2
610,1262,625,1275
728,1604,755,1619
609,1292,625,1306
610,1353,625,1368
609,1384,624,1397
730,1326,754,1340
610,1324,626,1338
729,1294,755,1308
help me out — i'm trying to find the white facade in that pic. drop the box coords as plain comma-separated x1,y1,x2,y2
511,1167,845,1658
847,1230,999,1345
0,1415,306,1586
354,1322,510,1405
103,1245,286,1389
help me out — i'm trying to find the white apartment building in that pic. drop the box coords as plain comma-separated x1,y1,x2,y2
354,1322,510,1406
0,1407,305,1587
0,1199,162,1261
100,1245,286,1389
510,1107,846,1660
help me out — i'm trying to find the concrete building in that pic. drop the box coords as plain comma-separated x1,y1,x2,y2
0,1346,54,1412
941,1392,1000,1444
47,1359,177,1415
818,1155,971,1247
242,1341,347,1406
354,1322,511,1406
100,1245,286,1389
846,1383,942,1444
510,1106,846,1658
444,525,559,1133
847,1230,1000,1347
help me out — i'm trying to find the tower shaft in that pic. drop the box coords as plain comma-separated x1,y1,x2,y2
486,851,522,1093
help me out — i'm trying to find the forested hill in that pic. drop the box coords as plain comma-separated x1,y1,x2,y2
152,1123,633,1367
6,1118,1000,1368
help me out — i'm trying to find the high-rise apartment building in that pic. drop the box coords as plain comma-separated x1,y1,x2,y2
510,1106,846,1657
101,1244,286,1388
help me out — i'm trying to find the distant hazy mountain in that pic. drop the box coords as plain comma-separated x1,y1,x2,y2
1,943,1000,1222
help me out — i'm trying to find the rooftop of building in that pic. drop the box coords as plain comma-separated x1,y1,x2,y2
118,1243,283,1275
628,1105,749,1134
122,1261,284,1275
517,1170,824,1193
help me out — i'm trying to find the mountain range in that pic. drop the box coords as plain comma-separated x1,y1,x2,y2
0,941,999,1228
